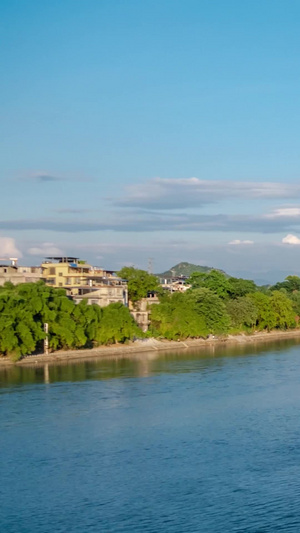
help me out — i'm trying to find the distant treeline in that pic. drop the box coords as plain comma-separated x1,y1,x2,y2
1,269,300,361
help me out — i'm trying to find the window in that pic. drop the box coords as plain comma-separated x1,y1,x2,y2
59,283,63,286
49,267,55,275
59,272,63,277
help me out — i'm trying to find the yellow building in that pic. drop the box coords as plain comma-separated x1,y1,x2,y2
41,257,128,307
41,257,92,287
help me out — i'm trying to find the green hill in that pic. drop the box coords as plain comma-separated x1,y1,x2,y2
157,262,225,278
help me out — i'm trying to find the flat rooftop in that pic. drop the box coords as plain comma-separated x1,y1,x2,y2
45,257,81,263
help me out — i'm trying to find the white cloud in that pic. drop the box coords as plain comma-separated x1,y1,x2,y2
228,240,254,245
282,234,300,245
0,237,22,258
28,242,63,256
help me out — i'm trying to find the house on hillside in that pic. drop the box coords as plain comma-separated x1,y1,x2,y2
159,275,190,293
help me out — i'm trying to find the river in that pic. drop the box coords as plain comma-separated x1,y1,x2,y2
2,338,300,532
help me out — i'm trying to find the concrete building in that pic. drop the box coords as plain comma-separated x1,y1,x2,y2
41,257,128,307
17,265,43,283
70,282,128,307
159,275,190,293
0,258,42,286
41,257,92,287
129,292,159,332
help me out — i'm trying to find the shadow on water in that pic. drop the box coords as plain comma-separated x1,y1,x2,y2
1,337,300,389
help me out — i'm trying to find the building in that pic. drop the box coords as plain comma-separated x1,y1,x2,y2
69,272,128,307
41,257,128,307
0,258,42,286
159,275,190,293
41,257,92,287
129,292,159,332
17,265,43,283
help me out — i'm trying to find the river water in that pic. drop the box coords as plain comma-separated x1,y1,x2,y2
2,339,300,532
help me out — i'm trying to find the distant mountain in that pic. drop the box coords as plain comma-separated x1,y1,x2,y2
157,262,226,279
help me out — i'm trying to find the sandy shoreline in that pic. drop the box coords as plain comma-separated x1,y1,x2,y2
1,329,300,367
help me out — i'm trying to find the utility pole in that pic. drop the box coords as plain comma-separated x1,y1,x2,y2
170,269,175,294
148,257,153,274
44,323,49,355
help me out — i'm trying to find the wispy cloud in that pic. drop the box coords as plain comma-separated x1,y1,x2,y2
54,208,92,214
3,199,300,235
265,207,300,218
114,178,300,210
228,240,254,245
28,242,64,256
19,171,91,184
1,209,300,234
23,172,66,183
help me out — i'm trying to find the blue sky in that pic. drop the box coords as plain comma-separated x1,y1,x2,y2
2,0,300,281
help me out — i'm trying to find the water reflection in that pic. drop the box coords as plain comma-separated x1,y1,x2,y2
1,337,300,389
44,364,50,384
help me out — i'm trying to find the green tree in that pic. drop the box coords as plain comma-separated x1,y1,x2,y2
150,292,208,339
150,288,230,339
249,292,276,331
187,270,231,299
118,266,161,304
271,275,300,293
226,296,258,329
95,303,142,344
227,277,257,299
269,290,295,329
186,288,230,333
288,291,300,317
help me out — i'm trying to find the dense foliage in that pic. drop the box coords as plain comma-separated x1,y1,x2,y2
150,271,298,339
117,266,161,303
0,282,142,360
187,270,257,299
151,289,230,339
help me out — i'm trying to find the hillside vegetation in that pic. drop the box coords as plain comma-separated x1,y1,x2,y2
157,262,226,278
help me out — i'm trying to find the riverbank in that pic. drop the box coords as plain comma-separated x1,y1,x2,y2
1,329,300,367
